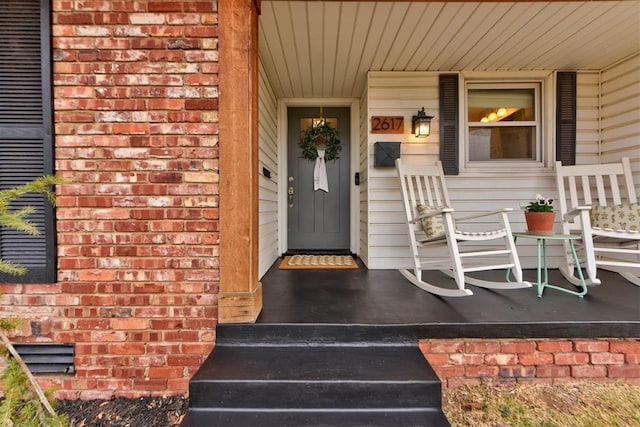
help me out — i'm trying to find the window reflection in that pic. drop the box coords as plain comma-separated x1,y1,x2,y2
467,87,538,161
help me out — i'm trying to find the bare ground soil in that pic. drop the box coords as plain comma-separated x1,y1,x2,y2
57,396,187,427
55,383,640,427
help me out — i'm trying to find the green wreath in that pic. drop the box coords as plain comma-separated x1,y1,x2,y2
299,121,341,161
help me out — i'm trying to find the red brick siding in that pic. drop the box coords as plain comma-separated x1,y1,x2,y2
0,0,219,399
420,338,640,388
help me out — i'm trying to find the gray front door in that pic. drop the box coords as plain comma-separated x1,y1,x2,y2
287,107,350,251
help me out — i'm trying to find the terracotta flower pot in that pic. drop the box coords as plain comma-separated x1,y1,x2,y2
525,212,556,234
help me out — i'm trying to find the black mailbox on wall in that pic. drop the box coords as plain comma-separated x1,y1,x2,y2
374,141,401,167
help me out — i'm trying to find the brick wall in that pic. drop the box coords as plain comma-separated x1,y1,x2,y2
420,338,640,388
1,0,220,399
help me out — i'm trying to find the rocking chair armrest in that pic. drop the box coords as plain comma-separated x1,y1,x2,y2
562,206,591,222
409,207,454,224
456,208,513,222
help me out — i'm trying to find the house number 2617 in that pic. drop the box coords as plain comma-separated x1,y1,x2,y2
371,116,404,134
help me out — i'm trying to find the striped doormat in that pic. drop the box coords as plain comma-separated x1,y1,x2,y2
279,255,358,270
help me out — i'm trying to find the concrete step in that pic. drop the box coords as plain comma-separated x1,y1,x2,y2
189,345,442,409
182,325,450,426
215,323,421,346
182,407,449,427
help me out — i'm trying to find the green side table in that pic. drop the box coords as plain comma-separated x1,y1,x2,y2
513,232,588,298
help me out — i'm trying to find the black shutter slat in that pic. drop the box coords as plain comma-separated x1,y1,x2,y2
0,0,44,126
0,139,48,270
556,71,577,166
439,74,459,175
0,0,55,284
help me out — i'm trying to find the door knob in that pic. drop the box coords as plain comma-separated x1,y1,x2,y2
288,186,294,208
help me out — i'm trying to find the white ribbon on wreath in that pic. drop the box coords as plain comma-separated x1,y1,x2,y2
313,149,329,192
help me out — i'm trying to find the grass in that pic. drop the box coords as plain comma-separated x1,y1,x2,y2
442,382,640,426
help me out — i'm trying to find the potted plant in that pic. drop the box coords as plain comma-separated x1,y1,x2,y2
523,194,555,234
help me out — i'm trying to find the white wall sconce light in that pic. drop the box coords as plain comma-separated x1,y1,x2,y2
412,107,433,138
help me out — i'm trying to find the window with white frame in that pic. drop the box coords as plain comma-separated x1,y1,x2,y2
466,83,542,164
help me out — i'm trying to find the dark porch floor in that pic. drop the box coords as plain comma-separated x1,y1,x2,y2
183,262,638,426
257,259,640,338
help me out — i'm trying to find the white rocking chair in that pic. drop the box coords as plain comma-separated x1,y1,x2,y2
396,159,531,297
555,157,640,286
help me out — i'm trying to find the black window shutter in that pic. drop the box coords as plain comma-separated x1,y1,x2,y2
0,0,56,283
556,71,577,166
439,74,459,175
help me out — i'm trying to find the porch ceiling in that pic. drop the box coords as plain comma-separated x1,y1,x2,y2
259,1,640,99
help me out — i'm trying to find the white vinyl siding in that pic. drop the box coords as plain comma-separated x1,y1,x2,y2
600,54,640,194
365,71,601,270
258,60,279,278
366,72,442,269
575,72,601,165
358,86,370,267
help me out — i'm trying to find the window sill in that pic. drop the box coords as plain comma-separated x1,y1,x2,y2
459,162,556,176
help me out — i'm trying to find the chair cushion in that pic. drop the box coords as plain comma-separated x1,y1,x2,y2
589,202,640,232
416,204,446,238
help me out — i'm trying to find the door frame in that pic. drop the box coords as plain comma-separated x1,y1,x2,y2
277,98,360,256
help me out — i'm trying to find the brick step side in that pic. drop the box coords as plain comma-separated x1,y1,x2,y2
420,338,640,388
